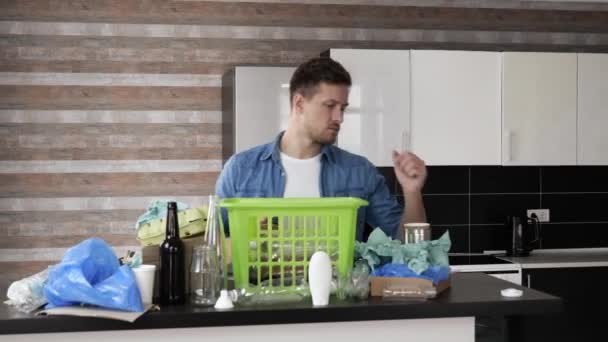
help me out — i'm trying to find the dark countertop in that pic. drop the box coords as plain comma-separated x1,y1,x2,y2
500,248,608,268
0,273,562,335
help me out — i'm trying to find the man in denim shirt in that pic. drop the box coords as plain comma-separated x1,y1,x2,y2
216,57,427,241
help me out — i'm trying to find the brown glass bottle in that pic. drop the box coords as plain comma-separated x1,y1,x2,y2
159,202,185,305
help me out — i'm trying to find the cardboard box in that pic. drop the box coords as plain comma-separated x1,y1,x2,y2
370,275,451,297
142,236,204,296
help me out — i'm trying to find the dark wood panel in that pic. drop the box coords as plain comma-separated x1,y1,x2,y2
3,44,607,74
1,210,146,242
0,147,221,160
0,172,219,197
0,210,142,224
0,35,348,51
0,123,221,135
1,1,607,32
0,210,142,239
0,60,236,74
0,85,221,110
0,134,221,149
0,46,313,65
0,234,138,248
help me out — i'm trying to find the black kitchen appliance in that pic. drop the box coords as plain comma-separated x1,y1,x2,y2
505,215,540,257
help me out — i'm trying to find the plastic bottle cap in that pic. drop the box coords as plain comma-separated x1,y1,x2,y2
500,288,523,298
214,289,234,310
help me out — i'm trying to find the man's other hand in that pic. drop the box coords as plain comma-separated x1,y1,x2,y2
392,150,427,194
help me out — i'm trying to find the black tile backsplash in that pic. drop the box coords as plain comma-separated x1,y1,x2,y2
423,166,469,194
542,166,608,193
389,166,470,195
471,166,540,193
470,194,540,224
379,165,608,252
424,195,469,225
542,193,608,222
540,223,608,249
470,225,507,253
432,225,469,253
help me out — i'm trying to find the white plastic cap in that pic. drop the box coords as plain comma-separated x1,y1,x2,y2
214,289,234,310
500,288,523,298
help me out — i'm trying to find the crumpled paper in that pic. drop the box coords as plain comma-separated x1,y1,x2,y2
355,228,451,274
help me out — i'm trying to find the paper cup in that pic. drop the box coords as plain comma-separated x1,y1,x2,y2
132,264,156,304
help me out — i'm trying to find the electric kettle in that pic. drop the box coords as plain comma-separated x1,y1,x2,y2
505,215,540,257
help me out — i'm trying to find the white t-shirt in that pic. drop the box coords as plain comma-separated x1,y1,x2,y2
280,152,321,198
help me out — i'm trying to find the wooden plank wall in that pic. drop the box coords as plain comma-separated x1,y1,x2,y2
1,0,608,294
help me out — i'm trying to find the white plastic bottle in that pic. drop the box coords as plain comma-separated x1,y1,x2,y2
308,251,332,306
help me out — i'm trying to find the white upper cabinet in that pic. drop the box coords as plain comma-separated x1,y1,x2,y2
410,50,502,165
330,49,411,167
577,53,608,165
502,52,577,165
224,66,294,162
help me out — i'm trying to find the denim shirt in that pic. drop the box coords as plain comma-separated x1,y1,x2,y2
215,133,403,241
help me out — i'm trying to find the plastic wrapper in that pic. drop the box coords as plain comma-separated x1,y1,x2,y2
382,284,437,301
335,260,370,300
43,238,144,312
4,268,50,313
229,286,310,306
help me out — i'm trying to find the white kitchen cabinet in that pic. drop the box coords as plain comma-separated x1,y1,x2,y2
410,50,502,165
222,66,294,163
330,49,410,167
502,52,577,165
577,53,608,165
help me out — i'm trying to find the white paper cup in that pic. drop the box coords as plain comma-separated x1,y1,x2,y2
132,264,156,304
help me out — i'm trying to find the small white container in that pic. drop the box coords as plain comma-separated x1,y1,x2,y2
308,251,332,307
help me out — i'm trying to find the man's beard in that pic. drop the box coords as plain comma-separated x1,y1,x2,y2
312,128,339,145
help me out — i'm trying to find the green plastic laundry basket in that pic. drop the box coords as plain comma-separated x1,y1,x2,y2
220,197,368,292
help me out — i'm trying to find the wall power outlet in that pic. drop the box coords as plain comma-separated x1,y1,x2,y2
527,209,550,222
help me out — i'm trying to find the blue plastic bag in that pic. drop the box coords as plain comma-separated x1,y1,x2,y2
372,263,450,285
43,238,144,312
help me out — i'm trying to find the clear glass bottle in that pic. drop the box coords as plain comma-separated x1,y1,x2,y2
190,195,225,305
190,245,219,306
203,195,225,290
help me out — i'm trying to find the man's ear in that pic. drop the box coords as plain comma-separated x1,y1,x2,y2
292,93,305,115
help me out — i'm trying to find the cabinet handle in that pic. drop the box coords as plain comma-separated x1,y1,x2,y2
504,130,513,162
402,130,410,152
527,274,531,288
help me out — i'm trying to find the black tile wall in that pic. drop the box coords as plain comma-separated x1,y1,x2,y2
378,165,608,253
391,166,470,195
424,195,469,225
470,225,507,253
540,223,608,249
543,193,608,222
542,166,608,193
470,194,540,224
470,166,540,193
431,225,469,253
422,166,469,194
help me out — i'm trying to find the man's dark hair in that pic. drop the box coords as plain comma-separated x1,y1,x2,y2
289,57,351,104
